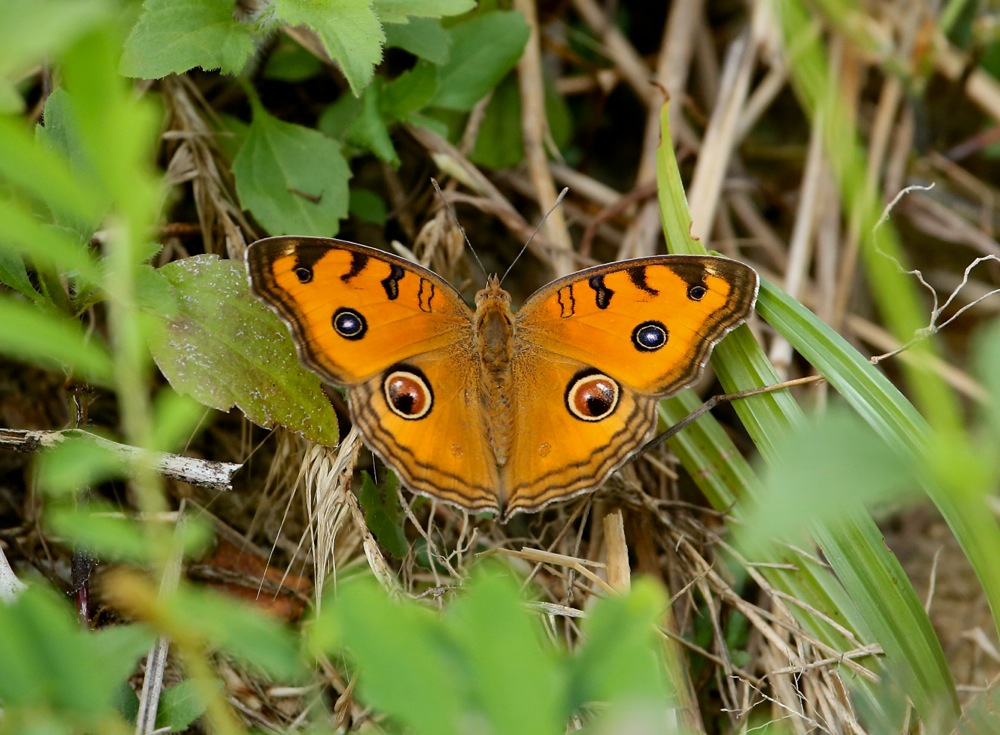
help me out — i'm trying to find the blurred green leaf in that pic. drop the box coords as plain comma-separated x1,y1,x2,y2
121,0,255,78
274,0,384,95
233,105,350,236
47,501,213,563
446,566,565,735
571,579,672,710
61,27,163,239
0,295,112,385
36,433,124,497
358,472,408,558
0,585,151,721
430,11,529,111
738,408,920,554
314,577,465,735
164,583,304,680
149,255,340,446
0,0,111,113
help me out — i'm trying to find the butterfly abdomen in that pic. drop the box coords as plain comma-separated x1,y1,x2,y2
474,280,517,471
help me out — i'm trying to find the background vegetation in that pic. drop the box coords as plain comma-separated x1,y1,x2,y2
1,0,999,733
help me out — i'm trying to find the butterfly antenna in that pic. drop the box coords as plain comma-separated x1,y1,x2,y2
431,177,488,277
500,187,569,284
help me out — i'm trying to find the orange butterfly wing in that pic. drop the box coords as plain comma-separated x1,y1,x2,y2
246,237,500,509
501,256,758,515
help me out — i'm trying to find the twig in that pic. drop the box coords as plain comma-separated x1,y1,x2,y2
0,428,240,492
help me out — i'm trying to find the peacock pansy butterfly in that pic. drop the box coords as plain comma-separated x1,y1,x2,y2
246,236,758,519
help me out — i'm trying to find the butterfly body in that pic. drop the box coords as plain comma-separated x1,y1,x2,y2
247,236,758,519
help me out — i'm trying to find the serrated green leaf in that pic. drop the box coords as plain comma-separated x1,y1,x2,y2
149,256,340,446
0,295,112,385
385,17,451,64
358,472,408,557
233,107,350,236
374,0,474,23
121,0,255,78
430,11,529,111
274,0,384,95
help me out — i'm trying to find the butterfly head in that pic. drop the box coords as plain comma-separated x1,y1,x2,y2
474,274,512,313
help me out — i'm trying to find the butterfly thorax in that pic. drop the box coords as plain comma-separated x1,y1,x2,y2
474,277,516,467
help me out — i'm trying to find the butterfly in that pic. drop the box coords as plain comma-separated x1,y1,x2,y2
246,236,758,520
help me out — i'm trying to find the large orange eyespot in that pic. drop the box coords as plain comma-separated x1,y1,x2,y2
565,370,619,422
383,367,433,420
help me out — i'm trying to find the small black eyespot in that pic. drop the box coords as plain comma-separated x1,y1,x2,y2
631,321,668,352
294,266,313,284
332,307,367,340
687,284,707,301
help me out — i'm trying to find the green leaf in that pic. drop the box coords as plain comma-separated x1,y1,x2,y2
347,83,398,163
374,0,474,23
233,106,350,236
0,250,41,302
430,11,529,111
349,188,388,225
384,17,451,64
468,73,522,168
274,0,384,95
149,255,340,447
156,680,212,733
382,62,439,122
121,0,255,78
262,40,324,82
358,472,408,558
0,295,112,385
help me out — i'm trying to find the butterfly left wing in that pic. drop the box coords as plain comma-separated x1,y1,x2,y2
247,236,503,511
501,255,758,516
